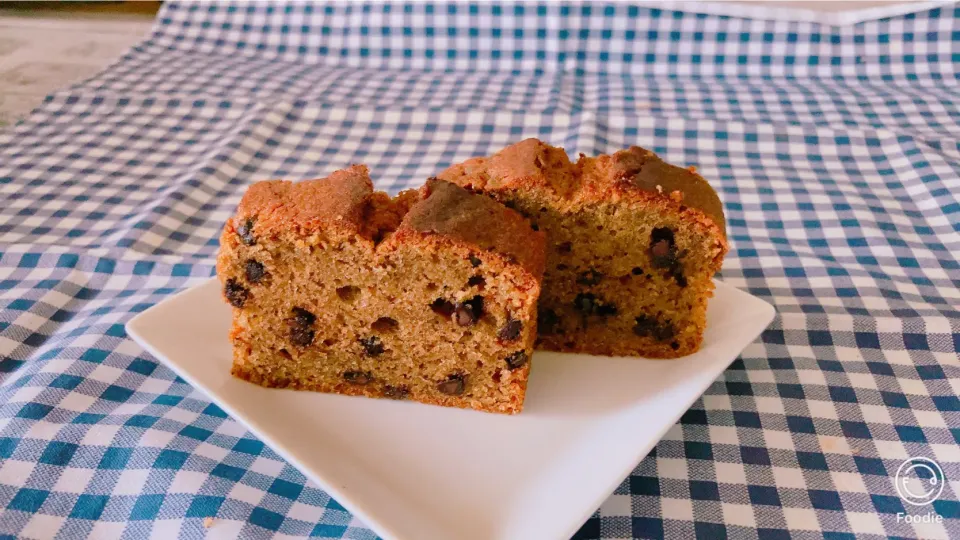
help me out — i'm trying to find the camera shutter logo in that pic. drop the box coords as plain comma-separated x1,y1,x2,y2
895,457,945,506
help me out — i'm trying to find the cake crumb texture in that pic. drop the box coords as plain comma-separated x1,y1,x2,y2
439,139,728,358
217,168,545,414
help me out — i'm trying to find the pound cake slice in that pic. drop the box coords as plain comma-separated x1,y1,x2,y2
216,168,545,414
438,139,727,358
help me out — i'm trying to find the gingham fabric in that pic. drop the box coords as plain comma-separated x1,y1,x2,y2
1,2,958,539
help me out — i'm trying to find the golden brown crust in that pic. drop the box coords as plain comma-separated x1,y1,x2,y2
394,179,547,281
583,147,726,238
224,167,542,276
437,138,726,239
441,139,580,199
233,165,374,240
437,139,728,279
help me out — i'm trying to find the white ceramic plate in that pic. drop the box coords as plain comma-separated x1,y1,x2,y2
127,278,774,540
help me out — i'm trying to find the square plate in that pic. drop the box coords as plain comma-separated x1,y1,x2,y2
127,278,774,540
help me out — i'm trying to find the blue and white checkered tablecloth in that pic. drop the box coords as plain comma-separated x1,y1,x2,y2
1,2,958,539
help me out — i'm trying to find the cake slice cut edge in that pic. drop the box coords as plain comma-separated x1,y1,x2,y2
438,139,729,359
216,168,546,414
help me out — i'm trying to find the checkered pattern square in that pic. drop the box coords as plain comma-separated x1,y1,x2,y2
0,2,958,539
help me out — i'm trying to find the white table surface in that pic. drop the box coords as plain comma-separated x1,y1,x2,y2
0,15,152,127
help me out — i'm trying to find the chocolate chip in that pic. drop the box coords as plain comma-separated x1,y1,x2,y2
359,336,385,356
573,293,597,314
437,374,466,395
289,307,316,347
236,218,256,246
245,260,265,284
651,239,672,260
291,307,316,327
431,298,455,317
224,279,248,308
575,293,617,317
505,351,528,370
632,316,657,338
384,385,409,400
633,315,676,342
556,241,572,254
632,267,644,275
290,326,315,347
454,296,483,326
650,227,687,287
577,269,604,286
649,227,677,269
531,223,540,231
538,309,560,335
670,341,680,350
467,276,485,288
469,255,482,267
597,303,618,316
343,371,373,385
498,319,522,342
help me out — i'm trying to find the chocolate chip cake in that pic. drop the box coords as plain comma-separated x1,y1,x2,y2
438,139,728,358
217,168,546,414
